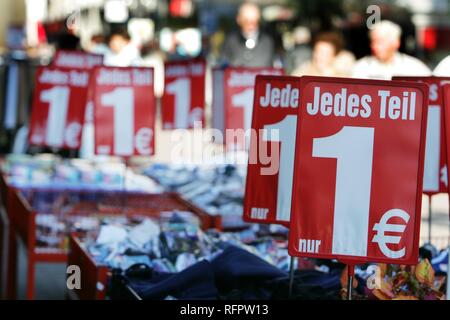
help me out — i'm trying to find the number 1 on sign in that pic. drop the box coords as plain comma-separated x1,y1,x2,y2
101,88,134,156
232,88,254,131
40,86,70,147
263,115,297,222
166,78,191,128
313,126,374,257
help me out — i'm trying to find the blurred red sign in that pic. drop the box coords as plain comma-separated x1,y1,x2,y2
53,50,103,69
212,67,283,150
29,66,90,149
244,75,301,227
162,59,206,129
442,83,450,200
169,0,193,17
289,76,428,265
92,66,155,157
394,76,450,194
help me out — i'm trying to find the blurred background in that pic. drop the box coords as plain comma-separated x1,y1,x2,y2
0,0,449,152
0,0,449,62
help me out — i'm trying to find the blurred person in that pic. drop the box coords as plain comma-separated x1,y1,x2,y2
353,20,431,79
334,49,356,76
292,32,346,77
86,34,110,56
434,55,450,76
221,2,275,67
285,26,312,74
104,30,142,67
141,40,165,98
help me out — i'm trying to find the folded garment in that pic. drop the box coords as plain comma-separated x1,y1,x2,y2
125,246,288,300
211,245,288,293
126,260,218,300
124,247,344,300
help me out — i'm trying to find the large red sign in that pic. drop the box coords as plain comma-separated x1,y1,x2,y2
289,76,428,265
212,67,283,150
443,84,450,200
162,59,206,129
52,50,103,69
93,66,155,157
394,76,450,194
29,67,90,149
243,76,301,227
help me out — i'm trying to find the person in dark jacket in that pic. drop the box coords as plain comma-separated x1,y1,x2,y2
221,2,275,68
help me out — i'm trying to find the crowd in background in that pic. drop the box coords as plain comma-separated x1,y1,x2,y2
55,2,450,82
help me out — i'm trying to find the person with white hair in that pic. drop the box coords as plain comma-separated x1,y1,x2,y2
221,2,275,67
352,20,431,79
434,55,450,76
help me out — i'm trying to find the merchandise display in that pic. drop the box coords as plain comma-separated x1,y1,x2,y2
84,215,289,273
2,154,162,192
143,163,249,229
21,190,210,252
71,213,300,300
349,258,447,300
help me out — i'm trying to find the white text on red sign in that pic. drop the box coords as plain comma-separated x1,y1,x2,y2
306,87,416,120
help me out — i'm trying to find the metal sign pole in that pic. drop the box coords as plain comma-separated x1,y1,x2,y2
288,256,295,298
428,195,433,244
347,265,355,301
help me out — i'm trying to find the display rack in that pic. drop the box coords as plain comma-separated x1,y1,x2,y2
67,234,109,300
3,188,216,300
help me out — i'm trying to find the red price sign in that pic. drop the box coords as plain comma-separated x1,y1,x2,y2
244,76,301,227
443,84,450,198
212,67,283,150
289,76,428,265
29,66,90,149
394,77,450,194
162,59,206,129
93,67,155,157
52,50,103,69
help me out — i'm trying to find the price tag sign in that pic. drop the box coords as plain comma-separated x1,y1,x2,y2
93,66,155,157
243,75,301,227
394,77,450,194
289,76,428,265
52,50,103,69
52,50,103,155
212,67,283,150
443,83,450,197
29,67,90,149
162,59,206,129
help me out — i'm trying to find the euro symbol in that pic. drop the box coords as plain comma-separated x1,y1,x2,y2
372,209,410,259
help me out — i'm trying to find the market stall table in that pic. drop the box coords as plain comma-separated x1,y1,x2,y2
5,189,212,300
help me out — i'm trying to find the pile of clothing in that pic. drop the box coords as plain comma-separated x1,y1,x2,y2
81,214,345,300
86,214,289,273
23,190,186,251
143,163,248,229
2,154,161,192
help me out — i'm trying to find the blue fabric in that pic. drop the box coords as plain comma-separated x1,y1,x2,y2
211,246,288,292
125,246,346,300
432,248,449,274
130,261,218,300
126,246,289,300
